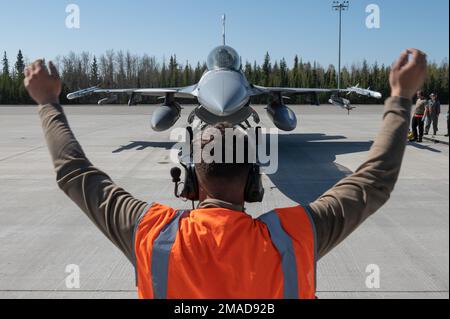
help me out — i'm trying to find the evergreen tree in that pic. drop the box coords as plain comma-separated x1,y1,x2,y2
194,62,203,82
244,61,253,83
0,52,11,104
291,55,300,87
14,50,27,104
262,52,271,87
168,55,179,87
279,58,288,87
15,50,25,76
2,51,10,78
160,59,167,87
90,56,99,85
253,61,260,85
183,61,192,86
271,61,280,87
0,49,448,105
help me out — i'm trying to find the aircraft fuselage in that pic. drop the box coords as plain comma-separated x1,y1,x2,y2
196,69,252,116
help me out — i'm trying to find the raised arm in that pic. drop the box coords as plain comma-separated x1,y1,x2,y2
307,49,428,260
24,60,148,263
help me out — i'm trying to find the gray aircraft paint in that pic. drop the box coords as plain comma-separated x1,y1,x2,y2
197,69,251,116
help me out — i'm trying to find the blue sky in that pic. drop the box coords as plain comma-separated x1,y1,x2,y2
0,0,448,68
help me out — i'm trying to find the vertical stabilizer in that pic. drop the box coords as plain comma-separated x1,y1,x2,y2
222,14,226,45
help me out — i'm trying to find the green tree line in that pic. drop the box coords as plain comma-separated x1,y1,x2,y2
0,50,448,105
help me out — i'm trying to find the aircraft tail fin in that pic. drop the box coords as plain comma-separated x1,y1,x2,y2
222,14,226,45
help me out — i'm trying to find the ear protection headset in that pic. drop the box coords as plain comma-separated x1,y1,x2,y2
173,162,264,203
171,125,265,203
179,163,199,201
243,164,265,203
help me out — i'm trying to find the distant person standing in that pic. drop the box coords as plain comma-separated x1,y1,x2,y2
425,93,441,136
410,91,427,142
445,107,449,137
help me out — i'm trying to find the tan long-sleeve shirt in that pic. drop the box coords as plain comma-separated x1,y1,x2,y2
38,97,412,262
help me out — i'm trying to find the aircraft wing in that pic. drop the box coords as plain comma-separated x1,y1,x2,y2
250,85,382,99
250,85,340,95
67,84,198,100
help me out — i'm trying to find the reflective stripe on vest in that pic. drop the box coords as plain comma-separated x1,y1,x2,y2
151,210,188,299
258,210,299,299
132,202,155,287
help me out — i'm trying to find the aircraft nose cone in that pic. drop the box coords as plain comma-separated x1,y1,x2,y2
198,71,249,116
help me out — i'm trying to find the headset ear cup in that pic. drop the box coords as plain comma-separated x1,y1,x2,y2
244,165,265,203
181,164,199,201
190,165,199,201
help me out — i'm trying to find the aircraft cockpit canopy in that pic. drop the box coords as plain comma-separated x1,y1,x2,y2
207,46,241,71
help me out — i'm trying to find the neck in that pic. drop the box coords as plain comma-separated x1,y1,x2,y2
199,198,245,212
198,186,245,208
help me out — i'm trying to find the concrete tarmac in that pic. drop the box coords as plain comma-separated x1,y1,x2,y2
0,104,448,299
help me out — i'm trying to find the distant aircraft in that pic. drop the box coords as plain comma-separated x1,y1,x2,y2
68,15,382,132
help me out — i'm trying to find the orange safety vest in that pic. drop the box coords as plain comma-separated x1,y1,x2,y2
133,203,317,299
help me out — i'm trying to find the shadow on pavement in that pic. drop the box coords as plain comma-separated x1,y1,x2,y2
266,133,373,204
112,141,176,153
407,141,442,153
112,134,373,205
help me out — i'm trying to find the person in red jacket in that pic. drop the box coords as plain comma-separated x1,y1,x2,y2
24,49,427,299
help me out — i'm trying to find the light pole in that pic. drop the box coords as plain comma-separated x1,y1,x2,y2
332,1,349,92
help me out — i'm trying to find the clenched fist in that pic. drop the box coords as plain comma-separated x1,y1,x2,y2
390,49,427,99
24,60,62,105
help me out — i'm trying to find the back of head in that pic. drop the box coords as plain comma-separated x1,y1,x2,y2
193,122,254,184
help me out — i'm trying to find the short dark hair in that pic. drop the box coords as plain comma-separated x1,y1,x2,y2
194,122,252,179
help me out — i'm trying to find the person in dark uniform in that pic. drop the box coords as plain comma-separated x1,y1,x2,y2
445,108,449,137
425,93,441,136
410,91,427,142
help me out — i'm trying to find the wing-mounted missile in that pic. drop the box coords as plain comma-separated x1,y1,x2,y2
329,94,355,114
98,95,118,105
346,85,382,99
67,86,98,100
